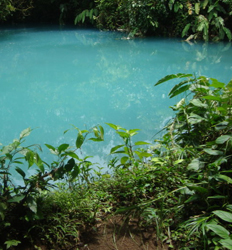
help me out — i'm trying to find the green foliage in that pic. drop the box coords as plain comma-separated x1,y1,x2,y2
182,0,232,41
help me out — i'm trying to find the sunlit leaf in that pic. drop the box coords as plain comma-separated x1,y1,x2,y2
215,135,231,144
120,156,129,164
203,148,223,155
20,128,31,139
134,141,150,146
218,174,232,184
110,145,124,154
207,224,229,239
220,239,232,250
154,73,193,86
106,123,120,130
58,143,69,153
190,99,208,108
213,210,232,223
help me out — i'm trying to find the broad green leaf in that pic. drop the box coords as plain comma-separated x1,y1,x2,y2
216,135,231,144
64,158,75,172
4,240,21,249
134,151,152,158
117,131,130,139
154,73,193,86
223,27,232,41
8,195,25,203
195,3,200,14
169,79,189,96
15,167,26,178
76,131,84,149
202,0,209,9
58,143,69,153
20,127,31,139
120,156,129,164
207,224,230,239
203,148,223,155
190,99,208,108
110,145,124,154
220,239,232,250
202,95,222,101
45,144,56,151
182,23,191,37
218,174,232,184
134,141,150,146
210,78,225,88
26,196,37,213
213,210,232,223
128,129,140,136
187,158,203,171
106,123,120,130
169,84,191,98
65,151,79,160
187,185,208,194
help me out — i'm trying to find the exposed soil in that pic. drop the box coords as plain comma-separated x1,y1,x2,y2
78,215,169,250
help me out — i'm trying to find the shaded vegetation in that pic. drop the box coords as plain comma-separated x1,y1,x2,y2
0,0,232,41
1,74,232,249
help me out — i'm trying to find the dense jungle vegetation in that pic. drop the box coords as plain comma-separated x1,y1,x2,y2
0,0,232,41
1,74,232,249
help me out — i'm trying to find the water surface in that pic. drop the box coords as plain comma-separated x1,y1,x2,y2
0,25,232,173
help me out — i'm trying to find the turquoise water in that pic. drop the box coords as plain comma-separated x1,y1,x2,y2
0,25,232,174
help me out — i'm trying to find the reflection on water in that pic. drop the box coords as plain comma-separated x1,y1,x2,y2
0,25,232,173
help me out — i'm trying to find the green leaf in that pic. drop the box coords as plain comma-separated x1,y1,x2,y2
64,158,75,172
207,224,230,239
134,141,150,146
110,145,124,154
8,195,25,203
216,135,231,144
45,144,56,151
65,151,79,160
20,127,31,139
187,158,203,171
203,148,223,155
169,84,191,98
202,0,209,9
154,73,193,86
223,27,232,41
99,125,104,139
117,131,130,139
220,239,232,250
213,210,232,223
4,240,21,249
76,131,84,149
195,3,200,14
182,23,191,37
210,78,225,88
58,143,69,153
26,196,37,213
218,174,232,184
120,156,129,164
15,167,26,178
190,99,208,108
134,151,152,158
187,185,208,194
202,95,222,101
106,123,120,130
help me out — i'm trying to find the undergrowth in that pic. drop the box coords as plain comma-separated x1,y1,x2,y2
1,73,232,249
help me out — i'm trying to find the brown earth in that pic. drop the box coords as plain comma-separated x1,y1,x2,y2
78,215,170,250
